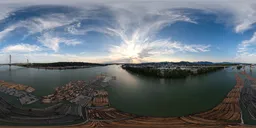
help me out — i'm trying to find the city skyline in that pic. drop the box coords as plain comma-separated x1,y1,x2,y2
0,0,256,63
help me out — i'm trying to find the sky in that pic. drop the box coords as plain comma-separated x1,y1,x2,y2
0,0,256,63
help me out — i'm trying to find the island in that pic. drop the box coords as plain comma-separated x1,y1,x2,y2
16,62,109,70
121,62,228,78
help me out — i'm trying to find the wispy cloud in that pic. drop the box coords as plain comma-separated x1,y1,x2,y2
236,32,256,63
0,53,106,63
1,43,42,53
0,6,12,21
0,25,18,42
235,21,254,33
0,13,77,41
26,14,74,34
37,33,81,52
238,32,256,54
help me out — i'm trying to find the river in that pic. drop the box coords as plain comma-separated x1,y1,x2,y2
0,65,254,119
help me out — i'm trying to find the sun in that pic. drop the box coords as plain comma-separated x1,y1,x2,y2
109,40,145,63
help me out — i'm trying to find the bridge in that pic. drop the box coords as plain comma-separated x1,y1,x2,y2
0,55,29,66
0,55,12,66
0,55,24,70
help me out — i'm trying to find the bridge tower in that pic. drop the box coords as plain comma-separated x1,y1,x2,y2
9,55,11,71
9,55,11,65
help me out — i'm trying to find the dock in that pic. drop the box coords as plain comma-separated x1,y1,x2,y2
0,81,35,93
0,81,38,105
41,74,116,106
0,97,88,125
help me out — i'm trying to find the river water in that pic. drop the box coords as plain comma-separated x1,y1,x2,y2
0,65,254,120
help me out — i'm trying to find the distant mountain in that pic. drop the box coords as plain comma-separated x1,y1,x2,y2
172,61,214,65
174,61,193,65
120,61,252,65
215,62,252,65
193,61,214,65
215,62,237,64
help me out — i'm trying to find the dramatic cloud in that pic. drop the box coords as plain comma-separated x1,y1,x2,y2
63,6,207,62
109,40,210,63
1,43,42,53
37,33,81,52
1,0,256,63
104,9,207,62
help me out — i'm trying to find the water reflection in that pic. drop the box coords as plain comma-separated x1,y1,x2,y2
0,65,244,117
160,78,165,84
